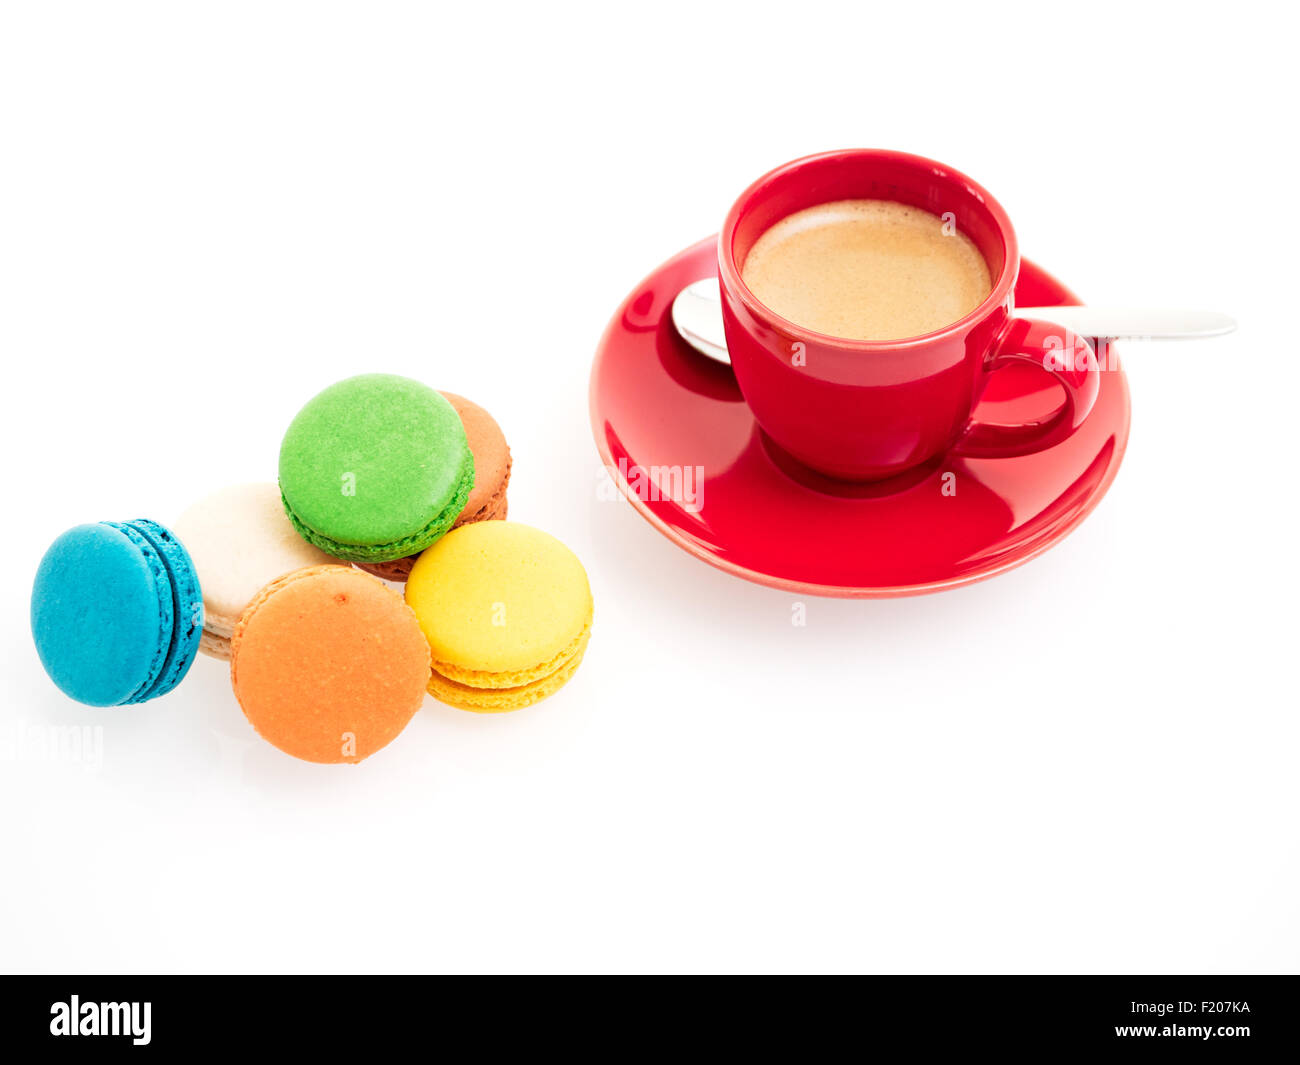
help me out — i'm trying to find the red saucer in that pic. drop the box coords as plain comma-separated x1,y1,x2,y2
589,238,1131,598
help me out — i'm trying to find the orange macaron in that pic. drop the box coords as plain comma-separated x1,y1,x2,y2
229,565,430,764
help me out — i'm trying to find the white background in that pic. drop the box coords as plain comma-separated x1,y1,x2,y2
1,1,1294,975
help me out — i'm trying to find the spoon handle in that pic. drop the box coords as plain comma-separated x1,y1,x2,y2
1013,305,1236,340
671,279,1236,365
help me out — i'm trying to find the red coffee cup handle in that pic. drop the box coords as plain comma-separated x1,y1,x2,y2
955,317,1101,458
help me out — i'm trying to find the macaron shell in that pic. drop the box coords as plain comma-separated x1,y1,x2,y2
427,624,591,712
31,523,172,707
441,392,511,525
278,374,473,562
123,519,203,700
405,521,593,677
173,482,336,655
466,482,509,525
230,565,430,764
352,555,421,583
200,629,232,660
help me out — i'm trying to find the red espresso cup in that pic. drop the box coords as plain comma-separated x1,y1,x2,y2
718,149,1099,481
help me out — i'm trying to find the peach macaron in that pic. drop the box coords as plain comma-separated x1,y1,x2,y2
230,565,430,763
356,392,511,582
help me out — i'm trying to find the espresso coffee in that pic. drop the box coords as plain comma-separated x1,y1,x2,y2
740,199,993,342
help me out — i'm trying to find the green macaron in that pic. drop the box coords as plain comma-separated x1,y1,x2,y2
278,374,475,563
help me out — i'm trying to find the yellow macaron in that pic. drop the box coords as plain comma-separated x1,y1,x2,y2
405,521,592,712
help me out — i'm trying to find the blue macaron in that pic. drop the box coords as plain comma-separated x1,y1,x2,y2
31,520,204,706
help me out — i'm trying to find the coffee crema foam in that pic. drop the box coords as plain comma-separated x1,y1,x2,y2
740,199,993,342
